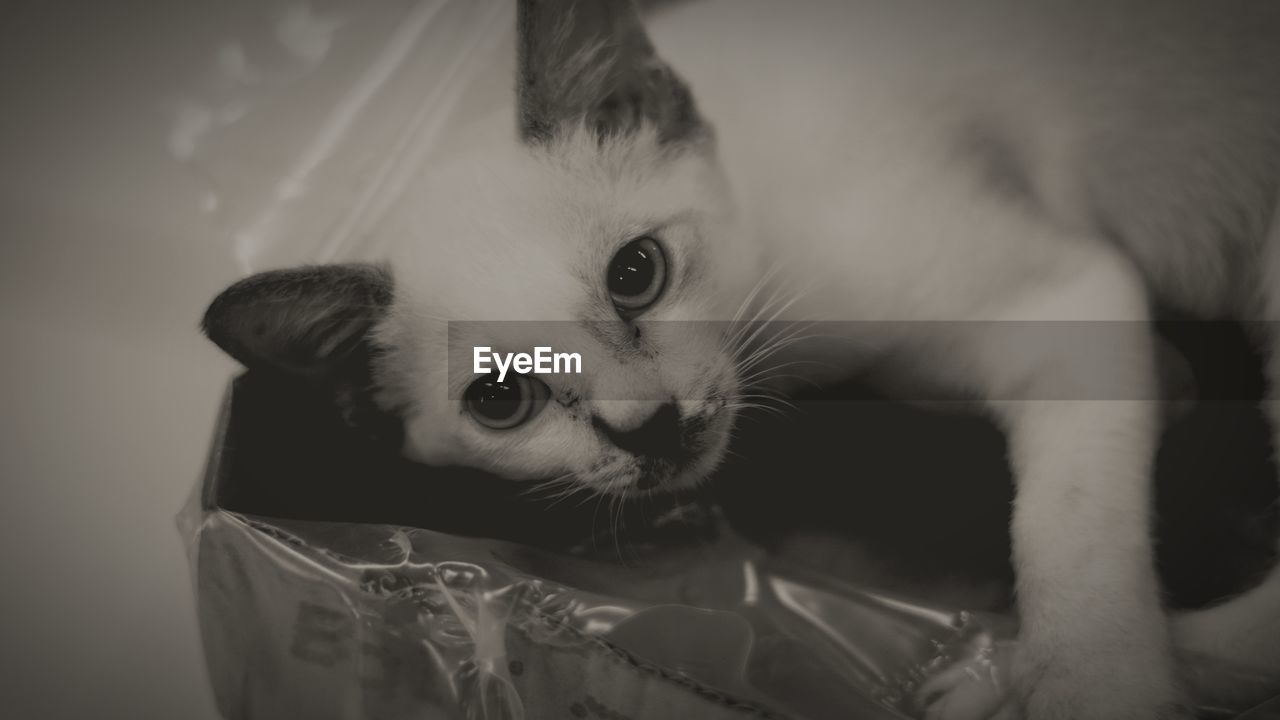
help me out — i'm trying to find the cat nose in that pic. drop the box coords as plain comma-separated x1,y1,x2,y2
593,402,684,459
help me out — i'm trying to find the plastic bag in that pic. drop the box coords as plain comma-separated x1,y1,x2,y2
168,0,512,272
182,375,1016,720
179,374,1280,719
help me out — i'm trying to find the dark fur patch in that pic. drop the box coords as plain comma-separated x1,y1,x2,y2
202,264,402,446
517,0,703,145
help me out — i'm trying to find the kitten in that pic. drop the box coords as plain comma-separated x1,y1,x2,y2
203,1,1280,718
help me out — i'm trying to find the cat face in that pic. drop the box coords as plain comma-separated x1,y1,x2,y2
375,124,750,494
204,0,765,496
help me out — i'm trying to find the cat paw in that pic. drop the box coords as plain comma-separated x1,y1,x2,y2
920,636,1191,720
1015,647,1189,720
917,639,1011,720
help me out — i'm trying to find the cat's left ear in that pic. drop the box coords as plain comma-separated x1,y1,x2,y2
517,0,704,145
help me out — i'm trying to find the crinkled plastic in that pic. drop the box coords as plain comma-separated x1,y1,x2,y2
183,378,1020,720
180,376,1280,719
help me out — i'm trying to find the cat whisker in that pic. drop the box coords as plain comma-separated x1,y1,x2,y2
736,365,823,390
530,474,596,510
737,392,798,411
589,484,610,553
728,282,822,364
728,259,784,325
733,267,822,343
734,334,825,386
610,490,629,564
721,260,801,352
724,261,786,347
734,327,821,374
518,471,578,500
742,315,820,350
726,401,792,419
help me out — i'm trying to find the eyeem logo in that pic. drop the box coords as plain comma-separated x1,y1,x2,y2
474,346,583,382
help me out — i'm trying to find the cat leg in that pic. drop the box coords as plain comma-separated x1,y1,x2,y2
925,248,1185,720
1172,212,1280,709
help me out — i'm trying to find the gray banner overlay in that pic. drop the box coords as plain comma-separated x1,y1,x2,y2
445,321,1272,402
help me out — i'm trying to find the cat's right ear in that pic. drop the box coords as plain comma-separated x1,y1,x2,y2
202,264,401,442
202,264,393,381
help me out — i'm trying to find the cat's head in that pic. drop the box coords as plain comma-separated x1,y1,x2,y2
204,0,763,496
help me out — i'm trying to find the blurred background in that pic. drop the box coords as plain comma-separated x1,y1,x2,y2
1,1,238,716
0,0,506,716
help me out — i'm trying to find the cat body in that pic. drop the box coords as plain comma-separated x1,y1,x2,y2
643,4,1280,718
648,0,1279,321
204,1,1280,718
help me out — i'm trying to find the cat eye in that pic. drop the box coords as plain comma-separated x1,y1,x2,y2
464,372,550,430
607,236,667,315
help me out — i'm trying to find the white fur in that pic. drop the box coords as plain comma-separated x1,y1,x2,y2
644,2,1280,716
373,122,749,492
372,1,1280,717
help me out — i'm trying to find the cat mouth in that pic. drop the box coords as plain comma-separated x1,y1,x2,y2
616,403,736,494
634,456,695,491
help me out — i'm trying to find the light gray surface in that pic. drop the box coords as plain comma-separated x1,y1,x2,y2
1,1,251,717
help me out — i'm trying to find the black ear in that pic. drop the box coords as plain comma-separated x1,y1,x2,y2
517,0,703,145
202,264,401,444
202,264,393,378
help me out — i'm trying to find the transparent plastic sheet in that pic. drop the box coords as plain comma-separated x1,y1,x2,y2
180,376,1280,720
169,0,513,272
183,515,1005,720
182,381,1017,720
172,1,1280,717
